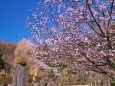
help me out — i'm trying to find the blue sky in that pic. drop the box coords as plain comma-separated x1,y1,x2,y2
0,0,38,44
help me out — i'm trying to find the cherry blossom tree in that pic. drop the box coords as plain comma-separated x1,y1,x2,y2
28,0,115,81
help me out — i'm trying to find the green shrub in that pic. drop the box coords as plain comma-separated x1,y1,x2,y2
0,53,5,70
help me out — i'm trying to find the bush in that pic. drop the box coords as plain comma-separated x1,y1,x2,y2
13,57,29,69
111,82,115,86
0,53,5,70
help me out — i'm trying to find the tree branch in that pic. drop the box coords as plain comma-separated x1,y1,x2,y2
86,0,105,36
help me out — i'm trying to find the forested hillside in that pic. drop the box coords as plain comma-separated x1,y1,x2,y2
0,41,17,65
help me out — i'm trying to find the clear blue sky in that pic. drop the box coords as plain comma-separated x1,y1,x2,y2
0,0,38,44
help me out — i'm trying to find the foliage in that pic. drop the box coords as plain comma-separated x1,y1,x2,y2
14,39,34,58
28,0,115,82
0,52,5,70
13,57,29,69
32,68,42,82
0,52,2,58
0,41,16,66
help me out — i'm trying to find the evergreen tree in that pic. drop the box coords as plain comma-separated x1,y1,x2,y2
0,52,6,70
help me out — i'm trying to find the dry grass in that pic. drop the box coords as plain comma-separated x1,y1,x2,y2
0,75,13,84
0,74,33,84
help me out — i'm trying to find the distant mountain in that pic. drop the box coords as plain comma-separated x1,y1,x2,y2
0,41,17,65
